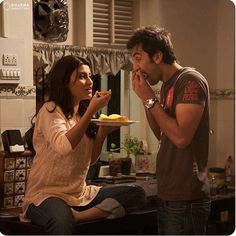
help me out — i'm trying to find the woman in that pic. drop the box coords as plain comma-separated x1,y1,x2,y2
20,56,146,234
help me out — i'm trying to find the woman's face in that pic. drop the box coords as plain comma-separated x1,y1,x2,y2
68,64,93,103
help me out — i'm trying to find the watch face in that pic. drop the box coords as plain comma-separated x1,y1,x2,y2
145,99,154,109
145,98,158,109
147,100,152,107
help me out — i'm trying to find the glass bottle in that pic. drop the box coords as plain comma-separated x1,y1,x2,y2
210,175,217,196
225,156,233,186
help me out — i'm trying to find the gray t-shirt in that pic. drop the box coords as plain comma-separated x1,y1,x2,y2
157,67,210,201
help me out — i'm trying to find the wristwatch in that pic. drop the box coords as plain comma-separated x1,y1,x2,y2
144,97,159,110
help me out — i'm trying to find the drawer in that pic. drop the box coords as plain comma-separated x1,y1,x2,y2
3,196,14,208
4,170,15,182
27,156,34,168
14,194,24,207
4,182,14,195
15,181,25,194
4,158,15,170
15,169,26,181
15,157,26,169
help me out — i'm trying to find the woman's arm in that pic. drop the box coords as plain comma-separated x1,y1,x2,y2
65,108,94,149
66,93,111,149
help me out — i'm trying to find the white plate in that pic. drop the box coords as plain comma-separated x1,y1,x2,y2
91,119,139,126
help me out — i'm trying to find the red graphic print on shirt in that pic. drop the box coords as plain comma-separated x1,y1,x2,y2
182,81,200,101
165,86,175,109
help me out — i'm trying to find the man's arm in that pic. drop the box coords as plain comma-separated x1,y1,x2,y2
131,70,205,149
148,102,204,148
145,108,161,140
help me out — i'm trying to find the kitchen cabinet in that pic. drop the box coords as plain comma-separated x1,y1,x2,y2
0,151,35,210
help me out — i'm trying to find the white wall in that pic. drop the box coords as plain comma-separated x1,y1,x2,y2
0,0,78,144
1,0,33,86
213,0,234,167
0,0,35,147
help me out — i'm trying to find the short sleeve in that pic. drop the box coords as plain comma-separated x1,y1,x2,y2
176,76,207,106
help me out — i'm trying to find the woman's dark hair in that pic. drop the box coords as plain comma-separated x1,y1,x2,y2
126,25,177,64
46,55,98,138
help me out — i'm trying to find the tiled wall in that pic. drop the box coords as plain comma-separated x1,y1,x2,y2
0,85,36,150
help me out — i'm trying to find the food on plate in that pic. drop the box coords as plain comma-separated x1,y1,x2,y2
98,114,129,122
97,91,111,97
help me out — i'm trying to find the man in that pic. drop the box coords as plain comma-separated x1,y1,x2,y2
127,25,211,235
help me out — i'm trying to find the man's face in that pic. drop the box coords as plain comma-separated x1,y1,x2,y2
131,44,160,85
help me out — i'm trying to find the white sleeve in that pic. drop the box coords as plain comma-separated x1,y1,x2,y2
36,104,73,155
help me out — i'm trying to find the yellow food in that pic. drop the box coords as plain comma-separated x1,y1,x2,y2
99,114,129,122
97,91,111,97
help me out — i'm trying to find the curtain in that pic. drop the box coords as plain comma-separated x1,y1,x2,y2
33,43,132,76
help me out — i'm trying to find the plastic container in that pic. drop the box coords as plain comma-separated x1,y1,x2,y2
225,156,234,185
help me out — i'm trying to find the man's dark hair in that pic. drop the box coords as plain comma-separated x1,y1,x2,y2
127,25,177,64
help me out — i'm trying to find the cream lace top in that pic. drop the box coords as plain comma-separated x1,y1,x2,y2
20,102,101,222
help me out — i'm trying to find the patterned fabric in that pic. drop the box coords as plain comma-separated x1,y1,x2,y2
20,102,101,222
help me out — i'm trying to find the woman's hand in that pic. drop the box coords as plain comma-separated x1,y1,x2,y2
88,92,111,114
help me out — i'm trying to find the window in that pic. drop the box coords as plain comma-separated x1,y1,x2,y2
93,0,134,48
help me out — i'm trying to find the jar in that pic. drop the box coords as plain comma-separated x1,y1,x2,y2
208,167,225,188
210,175,217,196
135,154,149,173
